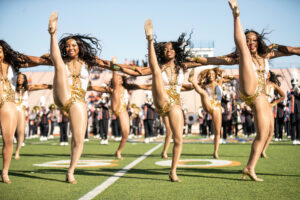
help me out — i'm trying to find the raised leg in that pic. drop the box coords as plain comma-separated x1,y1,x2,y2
228,0,257,96
48,11,71,107
0,103,17,183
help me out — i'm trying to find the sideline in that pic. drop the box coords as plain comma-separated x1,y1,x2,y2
79,143,163,200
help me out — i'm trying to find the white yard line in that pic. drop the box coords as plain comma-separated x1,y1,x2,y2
79,143,163,200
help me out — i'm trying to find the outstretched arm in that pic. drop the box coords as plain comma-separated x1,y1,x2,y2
185,53,238,68
87,85,112,93
20,54,53,68
126,83,152,90
268,44,300,59
28,84,52,91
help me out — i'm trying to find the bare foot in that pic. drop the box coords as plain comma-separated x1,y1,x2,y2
115,151,123,160
14,153,20,160
213,153,219,159
144,19,153,40
261,152,268,158
48,11,58,34
1,173,11,184
161,152,169,159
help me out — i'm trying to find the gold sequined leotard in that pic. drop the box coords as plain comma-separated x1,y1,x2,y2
59,62,88,112
156,66,183,116
239,59,269,108
113,87,128,117
0,65,16,108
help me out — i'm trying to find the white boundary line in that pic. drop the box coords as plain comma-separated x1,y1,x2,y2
79,143,163,200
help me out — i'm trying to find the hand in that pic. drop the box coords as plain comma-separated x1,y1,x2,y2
144,19,153,41
228,0,240,17
188,69,195,83
48,11,58,35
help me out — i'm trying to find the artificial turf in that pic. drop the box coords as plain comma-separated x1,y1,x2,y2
0,136,299,200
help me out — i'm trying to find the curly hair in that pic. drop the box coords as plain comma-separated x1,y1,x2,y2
16,73,29,92
268,70,281,87
154,32,192,72
197,67,223,86
0,40,29,72
58,34,102,68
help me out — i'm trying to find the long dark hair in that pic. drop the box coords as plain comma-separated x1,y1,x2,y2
0,40,29,72
269,70,281,86
154,32,192,72
59,34,102,68
230,29,271,59
245,29,271,57
16,73,29,92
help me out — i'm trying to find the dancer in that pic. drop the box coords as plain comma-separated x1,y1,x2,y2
48,11,115,183
14,73,52,160
0,39,52,184
90,64,151,159
261,71,285,158
144,19,193,182
187,68,232,159
227,0,300,181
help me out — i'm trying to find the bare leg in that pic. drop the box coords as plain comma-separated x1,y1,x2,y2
1,103,17,183
14,109,26,160
243,96,270,181
145,19,183,182
67,103,87,183
161,116,172,159
115,111,130,159
48,11,71,107
261,107,274,158
188,71,222,158
111,71,121,113
212,108,222,159
229,0,257,96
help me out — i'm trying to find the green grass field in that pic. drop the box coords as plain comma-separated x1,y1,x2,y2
0,135,299,200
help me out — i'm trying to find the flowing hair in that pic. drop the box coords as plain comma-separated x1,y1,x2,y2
154,32,192,72
59,34,102,68
0,40,29,72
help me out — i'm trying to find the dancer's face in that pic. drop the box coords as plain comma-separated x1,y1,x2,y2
17,74,25,85
246,32,258,55
207,70,216,82
163,43,175,61
65,39,79,59
0,46,4,61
